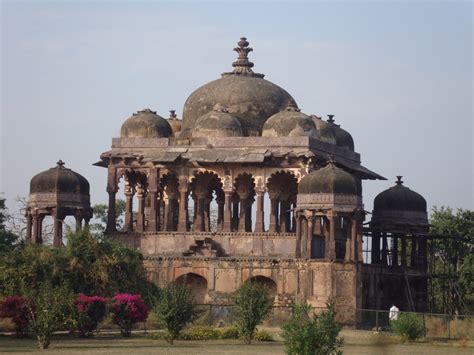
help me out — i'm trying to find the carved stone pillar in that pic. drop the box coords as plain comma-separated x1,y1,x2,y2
295,214,301,257
401,235,407,267
222,190,233,232
411,236,417,267
136,184,146,232
105,166,118,233
194,192,205,232
306,216,314,259
75,210,83,232
268,193,279,233
203,195,211,232
392,235,399,266
245,202,252,232
26,210,32,242
216,196,224,232
238,193,249,232
345,218,352,261
327,213,336,261
32,213,43,244
350,217,357,261
124,182,134,232
371,231,381,264
381,233,388,265
147,168,159,232
53,208,63,248
231,199,239,231
177,176,188,232
254,189,265,232
279,196,290,233
166,194,178,231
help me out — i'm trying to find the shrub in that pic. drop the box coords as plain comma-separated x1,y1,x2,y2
281,303,343,355
254,329,273,342
180,325,220,340
218,325,240,339
391,313,425,341
153,283,199,344
74,294,108,337
234,280,273,344
25,283,75,349
110,293,149,337
0,295,29,336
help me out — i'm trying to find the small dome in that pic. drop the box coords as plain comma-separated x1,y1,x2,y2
121,108,172,138
262,104,317,138
30,160,90,195
374,176,427,212
327,115,354,151
193,105,243,138
311,115,337,144
167,110,182,135
298,161,357,195
182,38,297,136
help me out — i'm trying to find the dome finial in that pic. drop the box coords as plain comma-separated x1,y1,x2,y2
327,154,337,166
284,101,300,112
213,103,229,113
56,159,65,168
169,110,177,119
222,37,264,78
327,114,335,123
396,176,404,185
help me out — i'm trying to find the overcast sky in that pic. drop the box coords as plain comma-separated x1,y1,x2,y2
1,0,472,217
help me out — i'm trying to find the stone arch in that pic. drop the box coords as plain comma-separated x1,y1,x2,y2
233,173,256,232
175,272,208,304
266,171,298,233
189,171,224,232
249,275,277,297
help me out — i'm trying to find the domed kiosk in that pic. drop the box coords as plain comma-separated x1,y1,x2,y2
26,160,92,247
363,176,429,313
296,158,363,261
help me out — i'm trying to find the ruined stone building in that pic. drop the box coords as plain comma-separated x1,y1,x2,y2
27,38,430,324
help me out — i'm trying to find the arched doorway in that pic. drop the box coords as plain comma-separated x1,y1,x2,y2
249,275,277,298
175,273,208,303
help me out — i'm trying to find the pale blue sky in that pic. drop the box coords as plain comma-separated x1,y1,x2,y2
1,0,473,216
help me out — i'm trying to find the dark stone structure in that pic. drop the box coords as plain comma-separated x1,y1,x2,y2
26,160,92,247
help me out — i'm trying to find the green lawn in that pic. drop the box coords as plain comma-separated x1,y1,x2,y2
0,329,472,354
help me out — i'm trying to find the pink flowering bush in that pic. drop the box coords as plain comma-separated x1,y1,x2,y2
109,293,149,337
0,296,29,337
74,294,108,337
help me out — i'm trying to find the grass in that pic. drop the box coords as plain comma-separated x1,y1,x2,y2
0,329,472,354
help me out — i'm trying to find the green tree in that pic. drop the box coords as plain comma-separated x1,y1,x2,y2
234,280,273,344
90,200,126,234
0,198,20,254
154,283,199,344
24,282,75,349
0,230,159,305
430,207,474,315
281,302,343,355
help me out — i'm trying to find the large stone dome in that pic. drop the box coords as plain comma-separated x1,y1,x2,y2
121,108,172,138
182,37,296,136
30,160,90,195
262,103,317,138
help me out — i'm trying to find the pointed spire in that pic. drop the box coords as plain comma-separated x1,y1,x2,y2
222,37,264,78
327,154,337,166
283,101,300,112
396,176,404,185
